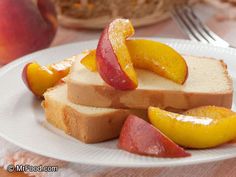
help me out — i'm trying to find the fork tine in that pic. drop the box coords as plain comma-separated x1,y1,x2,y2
181,6,215,43
171,6,209,44
170,8,200,42
172,5,230,47
184,5,230,47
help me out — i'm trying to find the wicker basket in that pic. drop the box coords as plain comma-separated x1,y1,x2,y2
54,0,188,29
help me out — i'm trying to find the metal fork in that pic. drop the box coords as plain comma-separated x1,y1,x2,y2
170,5,232,48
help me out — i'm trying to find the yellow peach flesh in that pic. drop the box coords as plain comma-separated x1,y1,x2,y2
148,106,236,148
25,63,57,97
81,39,188,84
108,19,138,87
80,50,97,72
126,39,188,84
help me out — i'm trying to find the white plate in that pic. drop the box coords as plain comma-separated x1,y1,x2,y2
0,38,236,168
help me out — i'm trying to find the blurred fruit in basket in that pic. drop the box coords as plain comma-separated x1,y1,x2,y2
53,0,188,29
0,0,58,65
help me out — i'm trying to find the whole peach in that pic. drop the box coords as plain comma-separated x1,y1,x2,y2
0,0,57,64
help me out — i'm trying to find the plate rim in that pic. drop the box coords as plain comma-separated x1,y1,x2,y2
1,38,236,168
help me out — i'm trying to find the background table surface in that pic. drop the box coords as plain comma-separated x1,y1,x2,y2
2,4,236,177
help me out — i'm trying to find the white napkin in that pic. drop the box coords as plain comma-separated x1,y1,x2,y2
0,136,113,177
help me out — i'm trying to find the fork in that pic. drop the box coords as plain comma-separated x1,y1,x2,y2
170,5,233,48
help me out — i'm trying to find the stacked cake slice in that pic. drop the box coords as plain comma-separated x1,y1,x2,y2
43,55,233,143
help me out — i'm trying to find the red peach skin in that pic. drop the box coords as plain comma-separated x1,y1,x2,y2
96,19,137,90
0,0,57,64
118,115,190,158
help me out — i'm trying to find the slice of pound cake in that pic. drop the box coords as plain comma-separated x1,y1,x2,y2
67,55,233,110
42,84,146,143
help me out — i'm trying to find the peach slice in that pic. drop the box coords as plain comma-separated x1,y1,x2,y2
118,115,190,158
126,39,188,84
22,57,75,97
80,50,96,72
22,62,58,97
148,106,236,148
81,39,188,84
184,106,236,118
48,57,74,81
96,19,138,90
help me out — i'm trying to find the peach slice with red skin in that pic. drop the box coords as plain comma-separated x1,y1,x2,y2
148,106,236,148
118,115,190,158
96,19,138,90
81,39,188,84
